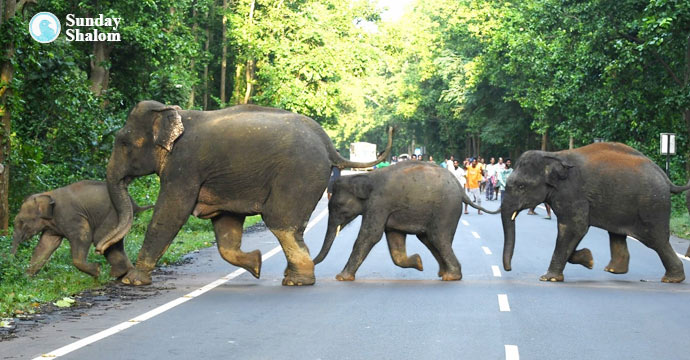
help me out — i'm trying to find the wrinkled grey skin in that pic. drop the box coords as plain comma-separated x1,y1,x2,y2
314,161,499,281
11,180,151,278
501,142,690,283
100,100,393,286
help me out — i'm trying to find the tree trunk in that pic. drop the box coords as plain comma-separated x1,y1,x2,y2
569,135,574,150
203,10,211,110
541,131,548,151
188,4,198,109
242,0,256,104
89,42,113,96
0,0,18,232
220,0,228,104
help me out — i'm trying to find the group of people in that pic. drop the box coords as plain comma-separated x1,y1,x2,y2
440,156,513,215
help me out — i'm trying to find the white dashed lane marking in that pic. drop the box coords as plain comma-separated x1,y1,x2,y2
498,294,511,312
471,231,481,239
492,265,502,277
482,246,492,255
505,345,520,360
461,219,470,226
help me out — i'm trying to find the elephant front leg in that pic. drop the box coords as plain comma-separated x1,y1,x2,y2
604,232,629,274
541,220,588,282
213,214,262,278
386,230,423,271
123,185,198,286
27,233,63,276
70,238,101,277
337,217,385,281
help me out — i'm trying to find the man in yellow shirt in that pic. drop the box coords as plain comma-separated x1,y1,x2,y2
465,158,484,214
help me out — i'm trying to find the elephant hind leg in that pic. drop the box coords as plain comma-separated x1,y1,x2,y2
386,230,423,271
417,234,445,277
269,228,315,285
424,233,461,281
104,239,133,278
213,214,262,279
604,232,629,274
648,240,685,283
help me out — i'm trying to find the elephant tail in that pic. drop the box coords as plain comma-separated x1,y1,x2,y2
462,190,501,214
133,203,154,215
329,127,394,169
670,179,690,194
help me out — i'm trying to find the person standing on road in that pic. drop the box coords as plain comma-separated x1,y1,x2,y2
452,160,466,191
485,157,497,201
495,157,505,200
446,155,455,170
498,159,513,201
465,158,483,215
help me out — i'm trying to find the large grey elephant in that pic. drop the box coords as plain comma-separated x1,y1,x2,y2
98,100,392,286
11,180,151,277
501,142,690,283
313,161,499,281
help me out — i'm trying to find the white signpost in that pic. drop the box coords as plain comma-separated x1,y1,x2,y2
660,133,676,175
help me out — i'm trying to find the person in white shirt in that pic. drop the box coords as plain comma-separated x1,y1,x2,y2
451,160,466,191
446,155,455,171
485,157,497,200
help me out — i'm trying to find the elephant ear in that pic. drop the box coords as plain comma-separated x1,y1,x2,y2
34,195,55,219
152,105,184,152
350,175,373,200
544,155,574,188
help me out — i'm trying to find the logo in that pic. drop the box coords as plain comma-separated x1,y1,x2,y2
29,12,61,43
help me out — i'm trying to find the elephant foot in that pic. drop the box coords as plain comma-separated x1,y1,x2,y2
399,254,423,271
568,248,594,269
604,257,630,274
661,272,685,283
242,250,262,279
539,272,564,282
282,268,315,286
335,272,355,281
109,265,133,279
440,272,462,281
121,268,152,286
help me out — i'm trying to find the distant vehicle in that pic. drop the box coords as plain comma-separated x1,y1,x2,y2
350,142,377,170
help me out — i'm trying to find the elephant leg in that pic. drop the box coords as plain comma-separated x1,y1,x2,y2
104,240,133,279
428,232,462,281
213,214,262,279
27,233,63,276
386,230,423,271
648,240,685,283
70,234,101,277
269,227,315,286
541,220,588,282
337,216,385,281
124,184,199,286
417,234,445,277
568,248,594,269
604,232,629,274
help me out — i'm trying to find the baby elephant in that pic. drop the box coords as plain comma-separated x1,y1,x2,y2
313,161,498,281
11,180,151,278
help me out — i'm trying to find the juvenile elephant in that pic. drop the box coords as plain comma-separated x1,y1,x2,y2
313,161,499,281
99,101,392,286
501,142,690,283
11,180,151,278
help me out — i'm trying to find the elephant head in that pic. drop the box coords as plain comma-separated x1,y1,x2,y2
313,175,372,264
500,151,573,271
98,101,184,254
11,194,55,254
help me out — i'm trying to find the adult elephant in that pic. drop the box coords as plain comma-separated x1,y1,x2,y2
501,142,690,283
97,100,393,286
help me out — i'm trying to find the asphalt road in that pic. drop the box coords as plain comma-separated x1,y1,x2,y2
3,190,690,359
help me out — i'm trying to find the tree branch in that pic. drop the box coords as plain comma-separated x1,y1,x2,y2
619,32,684,87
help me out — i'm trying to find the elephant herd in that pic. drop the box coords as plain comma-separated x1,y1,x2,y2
10,101,690,286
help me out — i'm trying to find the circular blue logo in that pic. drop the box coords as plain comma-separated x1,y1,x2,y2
29,12,61,43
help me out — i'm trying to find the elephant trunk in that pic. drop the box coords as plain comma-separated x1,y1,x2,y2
313,220,341,264
11,232,24,255
98,161,134,254
501,206,516,271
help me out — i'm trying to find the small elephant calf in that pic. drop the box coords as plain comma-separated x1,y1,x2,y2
11,180,151,278
314,161,498,281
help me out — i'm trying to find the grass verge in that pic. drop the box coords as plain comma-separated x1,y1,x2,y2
0,214,262,318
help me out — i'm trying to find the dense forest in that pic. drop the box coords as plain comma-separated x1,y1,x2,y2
1,0,689,231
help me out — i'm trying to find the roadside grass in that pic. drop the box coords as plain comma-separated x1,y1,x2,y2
670,213,690,240
0,214,262,318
